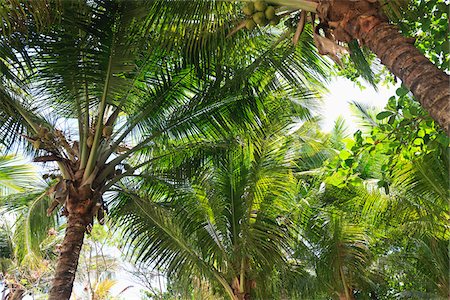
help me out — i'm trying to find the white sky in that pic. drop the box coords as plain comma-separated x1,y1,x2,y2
320,77,397,133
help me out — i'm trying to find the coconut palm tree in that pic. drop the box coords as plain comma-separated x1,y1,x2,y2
110,92,319,300
0,1,328,298
119,0,448,134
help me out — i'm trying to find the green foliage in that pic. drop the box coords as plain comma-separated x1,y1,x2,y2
399,0,450,70
0,155,37,195
111,106,305,298
0,1,448,299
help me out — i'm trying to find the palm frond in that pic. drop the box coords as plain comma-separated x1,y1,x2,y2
0,155,37,195
348,40,377,89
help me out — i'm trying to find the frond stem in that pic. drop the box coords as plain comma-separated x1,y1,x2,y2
83,38,115,182
80,62,91,169
24,192,47,256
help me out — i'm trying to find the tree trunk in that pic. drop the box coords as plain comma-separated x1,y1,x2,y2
5,284,24,300
351,17,449,135
318,0,450,135
48,212,87,299
338,290,355,300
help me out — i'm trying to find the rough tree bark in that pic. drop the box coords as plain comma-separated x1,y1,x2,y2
5,285,25,300
317,0,450,135
48,211,88,299
48,186,95,299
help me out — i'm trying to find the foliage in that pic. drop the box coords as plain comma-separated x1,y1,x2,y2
0,0,448,299
399,0,450,70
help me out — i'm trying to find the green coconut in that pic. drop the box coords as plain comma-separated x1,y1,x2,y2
242,2,254,15
245,19,256,30
265,6,276,20
254,0,267,12
252,12,266,26
269,16,280,25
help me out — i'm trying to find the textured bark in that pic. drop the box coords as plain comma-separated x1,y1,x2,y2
338,290,355,300
350,16,450,135
318,0,450,135
48,212,87,300
5,285,24,300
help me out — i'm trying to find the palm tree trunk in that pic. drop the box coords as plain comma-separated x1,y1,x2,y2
351,17,449,134
338,291,355,300
48,212,87,299
5,284,24,300
318,0,450,135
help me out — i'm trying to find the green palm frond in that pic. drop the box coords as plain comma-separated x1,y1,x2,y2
412,237,449,297
110,188,235,297
0,155,37,195
348,40,377,89
392,149,448,207
109,109,302,298
1,190,56,264
385,148,449,238
349,100,379,131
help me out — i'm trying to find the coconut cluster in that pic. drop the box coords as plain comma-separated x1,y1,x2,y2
242,1,279,30
31,126,55,149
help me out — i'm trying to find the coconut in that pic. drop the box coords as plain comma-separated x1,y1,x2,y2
86,135,94,147
252,12,266,26
245,19,256,30
254,0,267,12
102,126,113,137
242,2,254,15
269,16,280,25
265,6,276,20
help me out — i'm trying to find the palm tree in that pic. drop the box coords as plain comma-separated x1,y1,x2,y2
234,0,449,134
0,1,328,298
0,192,58,300
322,103,449,299
110,93,315,300
0,157,56,299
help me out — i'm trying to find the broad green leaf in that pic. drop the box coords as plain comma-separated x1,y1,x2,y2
376,111,394,120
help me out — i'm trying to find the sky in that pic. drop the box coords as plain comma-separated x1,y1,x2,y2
320,77,397,133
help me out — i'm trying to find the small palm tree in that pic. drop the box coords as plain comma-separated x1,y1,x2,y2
0,157,56,299
111,94,314,300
